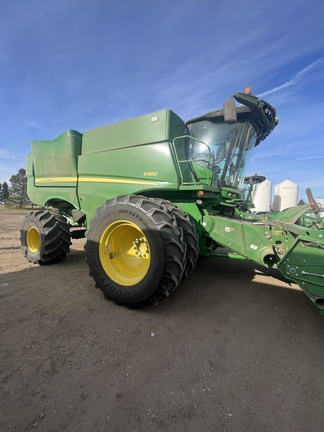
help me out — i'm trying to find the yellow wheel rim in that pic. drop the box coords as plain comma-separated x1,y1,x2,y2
99,220,151,286
26,226,40,253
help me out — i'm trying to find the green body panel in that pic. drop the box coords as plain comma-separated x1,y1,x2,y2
26,149,81,209
202,215,272,264
27,130,82,208
77,142,180,216
31,130,82,185
201,212,307,264
82,109,184,154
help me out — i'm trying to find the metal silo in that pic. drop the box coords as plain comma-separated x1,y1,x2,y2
253,179,273,213
273,180,299,212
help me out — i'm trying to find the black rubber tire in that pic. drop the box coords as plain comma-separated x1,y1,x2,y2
85,195,186,307
150,198,199,280
20,210,71,264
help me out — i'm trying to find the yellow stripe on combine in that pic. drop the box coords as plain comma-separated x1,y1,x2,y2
35,177,157,185
35,177,77,183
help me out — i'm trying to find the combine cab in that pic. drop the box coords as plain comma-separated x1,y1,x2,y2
20,90,324,314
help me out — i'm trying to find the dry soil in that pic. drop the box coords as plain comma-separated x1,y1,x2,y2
1,209,324,432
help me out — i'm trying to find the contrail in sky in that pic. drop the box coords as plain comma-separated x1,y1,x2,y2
257,57,323,98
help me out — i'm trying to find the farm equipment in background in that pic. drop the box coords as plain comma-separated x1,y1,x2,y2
244,174,266,204
20,89,324,314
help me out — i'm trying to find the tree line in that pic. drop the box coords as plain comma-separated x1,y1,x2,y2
0,168,29,208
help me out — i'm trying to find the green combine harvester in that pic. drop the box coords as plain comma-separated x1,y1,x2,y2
20,89,324,313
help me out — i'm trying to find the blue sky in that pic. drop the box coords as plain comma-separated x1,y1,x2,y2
1,0,323,199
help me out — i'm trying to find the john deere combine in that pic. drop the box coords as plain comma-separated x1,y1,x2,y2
20,90,324,313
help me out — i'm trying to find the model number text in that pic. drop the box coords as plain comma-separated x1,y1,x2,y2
143,172,158,176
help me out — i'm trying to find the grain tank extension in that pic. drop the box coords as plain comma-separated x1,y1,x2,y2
21,90,324,314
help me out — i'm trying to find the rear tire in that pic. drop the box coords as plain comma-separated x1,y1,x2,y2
20,210,71,264
150,199,199,280
85,195,186,307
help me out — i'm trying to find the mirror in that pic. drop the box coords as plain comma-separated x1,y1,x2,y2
223,99,237,124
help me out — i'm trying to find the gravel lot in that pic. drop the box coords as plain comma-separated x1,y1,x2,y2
1,209,324,432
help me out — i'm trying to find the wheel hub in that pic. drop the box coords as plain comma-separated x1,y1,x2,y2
26,226,40,253
132,237,149,258
99,220,151,286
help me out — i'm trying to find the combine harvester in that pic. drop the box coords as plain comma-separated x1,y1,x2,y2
20,89,324,313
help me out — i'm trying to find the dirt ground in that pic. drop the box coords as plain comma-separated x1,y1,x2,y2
1,209,324,432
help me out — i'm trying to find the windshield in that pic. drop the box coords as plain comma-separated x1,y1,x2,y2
186,120,257,190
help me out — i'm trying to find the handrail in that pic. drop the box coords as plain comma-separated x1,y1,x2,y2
171,135,213,186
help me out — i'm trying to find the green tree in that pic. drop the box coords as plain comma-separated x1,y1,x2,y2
9,168,28,208
0,181,9,203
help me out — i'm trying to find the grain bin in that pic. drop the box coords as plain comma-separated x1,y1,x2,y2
253,179,272,212
273,180,298,211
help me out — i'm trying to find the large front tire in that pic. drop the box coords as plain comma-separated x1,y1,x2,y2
20,210,71,264
85,195,186,307
150,199,199,280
